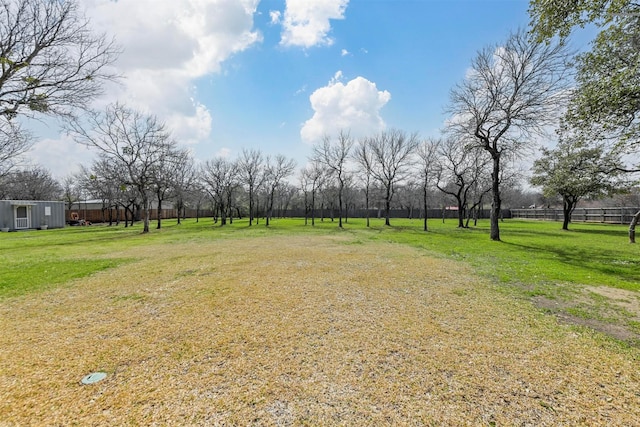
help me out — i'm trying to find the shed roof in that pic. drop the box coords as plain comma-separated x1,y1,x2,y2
8,201,37,206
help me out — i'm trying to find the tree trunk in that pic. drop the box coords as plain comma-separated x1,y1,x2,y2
142,198,150,233
629,210,640,243
457,199,465,228
253,199,260,225
156,198,163,229
338,184,343,228
489,155,501,241
176,199,182,225
311,191,316,226
384,185,392,226
423,185,428,232
266,192,274,226
220,201,227,226
562,197,573,231
249,186,254,226
345,202,349,223
365,186,370,228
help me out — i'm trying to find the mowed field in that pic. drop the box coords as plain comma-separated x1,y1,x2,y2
1,219,639,425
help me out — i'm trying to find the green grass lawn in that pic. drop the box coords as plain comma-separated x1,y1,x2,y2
2,216,639,340
4,216,640,424
1,217,638,299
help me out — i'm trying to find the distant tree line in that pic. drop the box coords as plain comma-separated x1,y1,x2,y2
1,0,639,241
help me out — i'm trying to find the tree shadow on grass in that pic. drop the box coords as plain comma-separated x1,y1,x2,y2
571,227,630,238
502,240,640,287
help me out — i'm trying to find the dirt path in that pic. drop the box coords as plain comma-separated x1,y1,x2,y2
1,235,639,425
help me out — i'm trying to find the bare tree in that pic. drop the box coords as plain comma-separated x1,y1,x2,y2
1,165,61,200
367,128,419,226
0,0,119,173
352,138,375,227
300,160,327,226
238,148,264,226
171,150,196,225
150,146,188,229
416,138,439,231
447,28,571,240
312,131,353,228
0,0,119,119
186,182,208,223
68,103,176,233
0,119,31,179
201,157,239,226
264,154,296,226
464,156,493,228
300,166,312,225
435,138,490,228
61,175,82,213
275,181,298,217
81,157,131,225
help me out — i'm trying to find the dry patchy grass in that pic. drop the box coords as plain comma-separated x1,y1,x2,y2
1,234,639,425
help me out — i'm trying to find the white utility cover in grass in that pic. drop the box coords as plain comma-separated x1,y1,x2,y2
81,372,107,385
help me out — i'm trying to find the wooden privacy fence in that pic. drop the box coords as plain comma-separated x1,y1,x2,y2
65,208,213,224
510,207,640,225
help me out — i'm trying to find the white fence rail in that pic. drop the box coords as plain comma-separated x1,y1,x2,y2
510,207,640,225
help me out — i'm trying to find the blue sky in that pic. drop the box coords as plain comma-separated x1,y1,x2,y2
200,0,536,162
28,0,595,178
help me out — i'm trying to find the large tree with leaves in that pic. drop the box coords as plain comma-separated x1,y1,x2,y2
530,1,640,161
530,137,624,230
531,1,640,238
529,0,632,40
447,28,571,241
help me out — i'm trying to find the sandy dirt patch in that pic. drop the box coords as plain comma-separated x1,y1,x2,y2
1,235,639,425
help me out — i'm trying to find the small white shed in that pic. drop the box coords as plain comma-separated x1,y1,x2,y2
0,200,66,231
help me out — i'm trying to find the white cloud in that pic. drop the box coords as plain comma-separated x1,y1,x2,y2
24,1,262,177
270,10,281,24
341,48,350,56
279,0,349,48
79,0,262,144
301,72,391,143
28,135,96,179
166,102,213,145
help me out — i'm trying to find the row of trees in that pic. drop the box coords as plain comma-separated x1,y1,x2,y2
0,0,638,240
61,109,521,234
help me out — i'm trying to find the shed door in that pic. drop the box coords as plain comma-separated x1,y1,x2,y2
15,206,30,229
